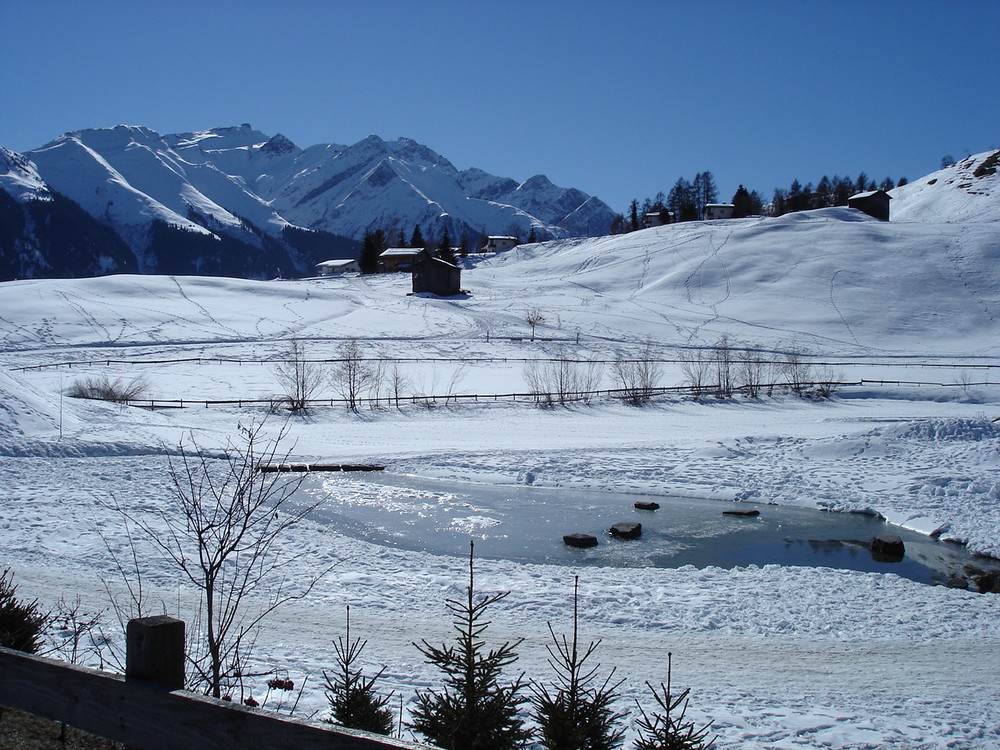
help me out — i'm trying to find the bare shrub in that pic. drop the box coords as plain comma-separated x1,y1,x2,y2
102,420,330,698
779,348,812,396
680,349,711,399
805,366,843,400
273,339,326,411
331,339,378,410
711,335,735,398
524,356,604,407
67,374,150,403
387,361,411,408
736,346,766,398
612,343,661,406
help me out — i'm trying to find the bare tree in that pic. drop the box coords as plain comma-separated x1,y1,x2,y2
104,420,328,698
736,346,765,399
680,349,711,399
524,355,604,406
611,343,661,406
273,339,326,411
331,339,377,410
779,347,812,396
711,335,735,398
526,307,546,341
387,361,411,408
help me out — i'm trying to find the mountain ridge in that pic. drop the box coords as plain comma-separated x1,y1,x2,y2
0,123,618,280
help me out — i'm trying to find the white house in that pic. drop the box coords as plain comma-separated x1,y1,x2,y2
314,258,360,275
482,236,519,253
704,204,735,220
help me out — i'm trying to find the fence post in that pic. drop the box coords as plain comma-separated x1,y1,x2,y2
126,615,185,689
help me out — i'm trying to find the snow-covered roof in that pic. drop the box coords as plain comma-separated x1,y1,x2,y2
849,189,892,201
314,258,357,268
380,247,419,257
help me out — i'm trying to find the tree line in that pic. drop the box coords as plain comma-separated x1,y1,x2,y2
612,169,909,231
359,223,534,273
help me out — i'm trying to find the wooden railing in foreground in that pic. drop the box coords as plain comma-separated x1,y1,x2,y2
0,620,430,750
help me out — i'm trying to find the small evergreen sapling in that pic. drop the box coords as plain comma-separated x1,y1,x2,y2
409,541,532,750
633,653,716,750
532,575,626,750
0,568,46,653
323,606,394,735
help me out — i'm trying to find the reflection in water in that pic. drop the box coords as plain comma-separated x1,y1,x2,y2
300,473,1000,590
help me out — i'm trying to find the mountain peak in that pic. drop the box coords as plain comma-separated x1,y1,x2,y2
260,133,298,156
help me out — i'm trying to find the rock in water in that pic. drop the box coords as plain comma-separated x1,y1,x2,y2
563,533,598,548
610,522,642,540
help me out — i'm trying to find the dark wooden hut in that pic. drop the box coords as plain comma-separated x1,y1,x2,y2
411,249,461,296
848,189,892,221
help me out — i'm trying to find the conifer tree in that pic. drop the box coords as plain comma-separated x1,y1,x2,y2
633,653,716,750
410,225,426,249
323,606,394,735
730,185,753,219
0,568,46,653
410,542,531,750
532,576,626,750
437,227,457,264
359,229,386,274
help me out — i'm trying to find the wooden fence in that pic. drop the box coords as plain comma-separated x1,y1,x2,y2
62,377,1000,411
0,616,431,750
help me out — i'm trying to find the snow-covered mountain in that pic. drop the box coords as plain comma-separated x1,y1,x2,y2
0,123,617,281
0,146,138,280
166,125,616,241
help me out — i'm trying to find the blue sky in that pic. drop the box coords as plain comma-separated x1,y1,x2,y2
2,0,997,213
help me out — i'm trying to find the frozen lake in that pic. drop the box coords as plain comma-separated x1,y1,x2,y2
301,471,1000,587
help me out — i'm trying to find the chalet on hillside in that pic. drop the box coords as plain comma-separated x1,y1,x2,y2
643,209,675,227
704,203,735,220
411,249,461,296
314,258,360,275
482,236,519,253
848,189,892,221
379,247,420,272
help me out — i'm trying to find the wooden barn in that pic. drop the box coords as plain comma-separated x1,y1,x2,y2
411,249,461,296
848,189,892,221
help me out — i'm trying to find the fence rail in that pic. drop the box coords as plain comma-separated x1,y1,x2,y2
0,644,427,750
12,355,1000,373
64,377,999,411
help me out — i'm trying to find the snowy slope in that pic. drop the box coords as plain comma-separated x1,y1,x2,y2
1,204,995,356
0,147,50,202
890,148,1000,223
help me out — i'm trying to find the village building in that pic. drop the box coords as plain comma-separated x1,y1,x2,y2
379,247,420,272
314,258,360,275
411,248,461,296
848,189,892,221
642,210,675,227
704,203,735,220
482,236,520,253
